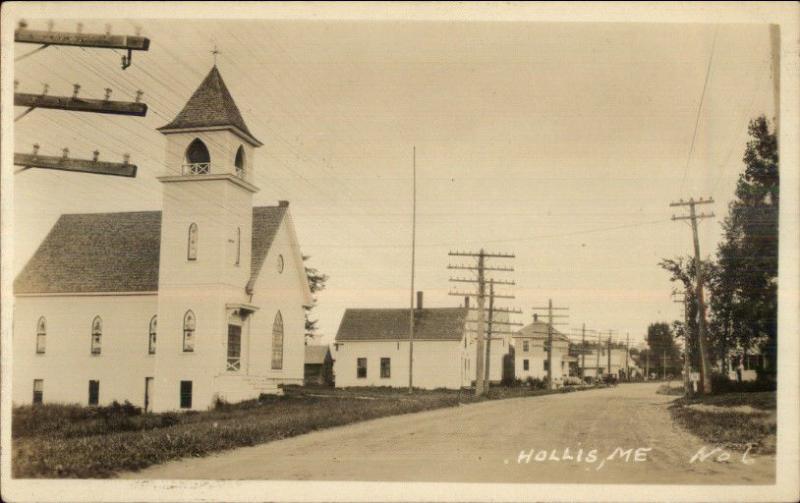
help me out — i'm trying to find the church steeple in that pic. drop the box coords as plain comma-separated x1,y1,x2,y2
158,66,261,147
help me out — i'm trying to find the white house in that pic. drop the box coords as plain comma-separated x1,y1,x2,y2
333,293,510,389
577,343,638,380
512,316,570,385
13,66,312,412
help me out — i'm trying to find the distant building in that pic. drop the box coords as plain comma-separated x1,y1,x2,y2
575,343,638,380
304,345,333,386
332,292,512,389
13,66,312,411
512,316,570,385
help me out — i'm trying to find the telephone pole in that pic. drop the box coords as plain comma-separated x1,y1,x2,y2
532,300,568,390
625,333,630,382
596,331,602,381
449,250,518,396
673,289,692,396
670,197,714,393
663,351,668,381
581,324,586,380
607,333,612,379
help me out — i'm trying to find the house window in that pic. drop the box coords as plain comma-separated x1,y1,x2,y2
357,358,367,378
523,359,529,371
36,317,46,354
180,381,193,409
235,227,241,266
32,379,43,405
88,380,100,406
90,316,102,355
544,360,549,371
187,223,198,261
523,340,529,352
380,358,391,378
271,311,284,370
183,310,196,352
148,315,157,354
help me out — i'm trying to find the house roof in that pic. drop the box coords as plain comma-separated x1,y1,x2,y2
14,206,287,294
157,66,261,145
305,345,330,365
335,307,468,342
513,321,569,342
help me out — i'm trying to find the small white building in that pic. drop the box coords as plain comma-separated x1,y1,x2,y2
13,66,312,412
332,293,510,389
577,344,637,380
512,316,570,385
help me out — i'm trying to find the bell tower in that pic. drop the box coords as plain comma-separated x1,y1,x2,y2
152,65,263,411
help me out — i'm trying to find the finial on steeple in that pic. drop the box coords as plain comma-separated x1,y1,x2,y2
211,45,220,66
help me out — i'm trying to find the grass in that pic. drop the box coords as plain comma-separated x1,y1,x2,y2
668,391,777,454
13,383,600,478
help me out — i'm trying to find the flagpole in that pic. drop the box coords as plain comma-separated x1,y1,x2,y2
408,146,416,393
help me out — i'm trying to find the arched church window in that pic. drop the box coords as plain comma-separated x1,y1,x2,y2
187,223,198,261
235,146,245,178
148,315,157,354
91,316,102,355
271,311,284,370
36,316,46,354
183,310,196,352
184,139,210,175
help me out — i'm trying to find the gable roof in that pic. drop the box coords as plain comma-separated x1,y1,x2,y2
305,345,331,365
513,320,569,342
15,206,286,295
335,307,468,342
157,66,261,146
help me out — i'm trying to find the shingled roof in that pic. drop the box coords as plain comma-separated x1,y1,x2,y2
513,320,569,342
157,65,261,146
335,307,468,342
15,206,286,294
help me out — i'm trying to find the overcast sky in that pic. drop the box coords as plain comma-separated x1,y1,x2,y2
13,19,776,347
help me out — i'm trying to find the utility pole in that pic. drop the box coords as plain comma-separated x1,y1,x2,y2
670,197,715,393
581,324,586,380
596,331,602,381
13,20,149,177
625,333,630,382
607,333,612,380
449,251,519,396
484,280,495,386
673,289,692,396
646,351,650,381
663,351,668,381
408,146,416,393
532,300,568,390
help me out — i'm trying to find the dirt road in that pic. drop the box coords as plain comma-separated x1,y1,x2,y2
121,382,774,483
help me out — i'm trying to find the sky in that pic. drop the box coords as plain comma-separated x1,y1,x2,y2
12,19,777,348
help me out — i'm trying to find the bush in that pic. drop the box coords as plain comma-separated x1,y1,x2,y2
710,373,776,394
525,377,546,390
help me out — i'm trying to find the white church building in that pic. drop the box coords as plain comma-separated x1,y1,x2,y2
13,66,312,412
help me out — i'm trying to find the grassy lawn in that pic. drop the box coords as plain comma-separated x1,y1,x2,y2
13,384,599,478
668,391,777,454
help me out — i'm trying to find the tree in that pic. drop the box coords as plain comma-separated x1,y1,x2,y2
713,116,778,376
646,322,681,377
302,255,329,344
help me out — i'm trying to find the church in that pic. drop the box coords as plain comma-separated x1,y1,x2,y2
13,66,313,412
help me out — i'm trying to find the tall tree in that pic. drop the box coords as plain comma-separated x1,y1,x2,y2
302,255,329,344
646,322,681,376
714,116,778,375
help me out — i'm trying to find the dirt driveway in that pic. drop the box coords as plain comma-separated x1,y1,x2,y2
120,382,775,484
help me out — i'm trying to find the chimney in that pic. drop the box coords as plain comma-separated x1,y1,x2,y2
533,313,538,322
416,291,423,310
464,296,470,309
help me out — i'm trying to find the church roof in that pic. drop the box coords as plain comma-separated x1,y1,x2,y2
157,66,261,146
14,205,286,294
335,307,468,342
